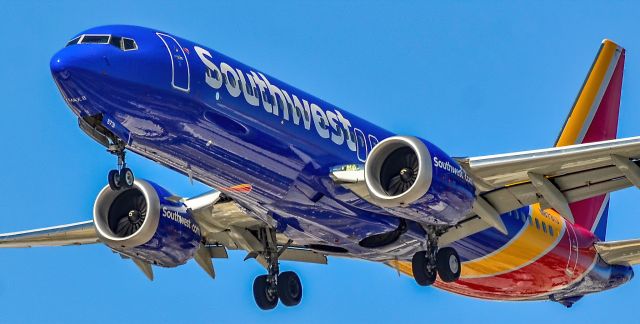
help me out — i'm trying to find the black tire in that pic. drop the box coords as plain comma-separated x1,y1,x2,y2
411,251,436,286
253,275,278,310
436,247,461,283
108,170,121,190
277,271,302,307
121,168,134,188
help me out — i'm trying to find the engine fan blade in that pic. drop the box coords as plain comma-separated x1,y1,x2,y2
380,147,419,196
109,189,148,237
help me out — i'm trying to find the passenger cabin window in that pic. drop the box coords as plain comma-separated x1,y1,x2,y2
535,218,540,230
542,222,547,233
549,226,554,237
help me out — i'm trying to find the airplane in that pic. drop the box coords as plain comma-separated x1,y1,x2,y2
2,25,640,310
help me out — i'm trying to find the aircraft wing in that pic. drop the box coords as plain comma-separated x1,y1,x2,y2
0,190,326,268
595,239,640,266
0,221,98,248
458,136,640,222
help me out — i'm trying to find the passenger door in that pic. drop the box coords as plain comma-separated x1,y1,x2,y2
157,33,190,92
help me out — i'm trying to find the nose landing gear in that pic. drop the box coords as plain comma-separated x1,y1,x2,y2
107,143,134,190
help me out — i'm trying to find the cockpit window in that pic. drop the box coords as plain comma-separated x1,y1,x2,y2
122,38,138,51
65,34,139,51
109,36,122,47
66,36,81,46
80,35,111,44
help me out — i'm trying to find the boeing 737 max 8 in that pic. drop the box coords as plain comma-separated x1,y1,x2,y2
2,26,640,309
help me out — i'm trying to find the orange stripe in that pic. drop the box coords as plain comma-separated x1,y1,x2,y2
459,205,563,278
387,206,565,279
220,184,252,193
556,40,618,147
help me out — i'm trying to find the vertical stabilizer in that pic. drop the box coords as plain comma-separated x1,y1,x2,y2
555,39,625,240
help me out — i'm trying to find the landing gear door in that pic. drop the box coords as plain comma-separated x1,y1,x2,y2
156,33,190,92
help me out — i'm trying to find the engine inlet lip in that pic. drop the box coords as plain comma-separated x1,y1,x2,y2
364,136,433,207
93,179,161,248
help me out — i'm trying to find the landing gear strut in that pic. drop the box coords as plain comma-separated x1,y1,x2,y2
107,142,134,190
411,227,461,286
252,228,303,310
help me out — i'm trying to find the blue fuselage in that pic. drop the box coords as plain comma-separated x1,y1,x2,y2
50,25,632,300
52,25,437,259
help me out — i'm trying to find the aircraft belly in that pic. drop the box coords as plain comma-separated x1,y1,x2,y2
98,79,420,259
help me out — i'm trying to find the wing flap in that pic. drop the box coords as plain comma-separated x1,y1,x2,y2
483,166,630,215
459,136,640,190
595,239,640,265
460,136,640,217
185,191,330,264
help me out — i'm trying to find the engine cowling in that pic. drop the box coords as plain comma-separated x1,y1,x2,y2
364,136,476,225
93,179,202,267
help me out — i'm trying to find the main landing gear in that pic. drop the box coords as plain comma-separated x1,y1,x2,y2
107,142,134,191
252,228,303,310
411,228,461,286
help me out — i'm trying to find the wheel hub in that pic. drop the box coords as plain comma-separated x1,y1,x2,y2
288,279,300,298
449,254,459,273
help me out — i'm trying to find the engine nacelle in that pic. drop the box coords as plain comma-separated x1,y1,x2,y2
365,136,476,225
93,179,202,267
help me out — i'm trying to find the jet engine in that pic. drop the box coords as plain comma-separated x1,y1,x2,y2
364,136,476,225
93,179,202,267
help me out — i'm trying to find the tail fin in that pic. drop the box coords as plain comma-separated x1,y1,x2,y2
556,39,625,240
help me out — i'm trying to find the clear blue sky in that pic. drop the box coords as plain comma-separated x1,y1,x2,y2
1,1,639,323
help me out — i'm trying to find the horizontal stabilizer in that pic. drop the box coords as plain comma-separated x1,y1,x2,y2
595,239,640,265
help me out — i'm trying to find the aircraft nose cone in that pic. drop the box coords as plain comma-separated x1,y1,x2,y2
50,49,73,79
50,56,65,73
